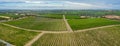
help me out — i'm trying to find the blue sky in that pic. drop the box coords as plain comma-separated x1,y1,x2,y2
0,0,120,10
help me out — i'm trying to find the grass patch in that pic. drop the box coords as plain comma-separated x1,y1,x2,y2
0,42,5,46
4,17,67,31
68,18,120,30
32,25,120,46
0,23,39,46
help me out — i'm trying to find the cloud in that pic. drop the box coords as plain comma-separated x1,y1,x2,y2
25,1,44,4
0,0,25,2
65,1,93,6
61,1,107,9
23,1,103,8
0,0,119,9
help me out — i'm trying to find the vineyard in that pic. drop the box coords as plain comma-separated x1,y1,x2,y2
1,10,120,46
65,15,80,19
4,17,67,31
32,25,120,46
0,23,39,46
68,18,120,30
41,14,63,19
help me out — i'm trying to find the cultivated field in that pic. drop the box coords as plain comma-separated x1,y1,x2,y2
65,15,80,19
32,25,120,46
0,23,39,46
4,17,67,31
41,14,63,19
68,18,120,30
1,10,120,46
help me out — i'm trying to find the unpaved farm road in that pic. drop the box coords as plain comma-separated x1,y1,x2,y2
1,23,119,33
75,25,120,32
1,15,120,46
0,23,41,32
24,33,44,46
63,15,73,32
1,23,120,46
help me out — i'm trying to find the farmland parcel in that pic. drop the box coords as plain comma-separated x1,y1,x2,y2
0,23,39,46
32,25,120,46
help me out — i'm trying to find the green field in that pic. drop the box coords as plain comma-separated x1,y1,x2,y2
4,17,67,31
32,25,120,46
0,23,39,46
41,14,63,19
65,15,80,19
1,10,120,46
68,18,120,30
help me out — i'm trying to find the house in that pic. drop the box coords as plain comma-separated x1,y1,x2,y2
15,13,19,15
103,15,120,19
24,13,36,17
80,16,88,19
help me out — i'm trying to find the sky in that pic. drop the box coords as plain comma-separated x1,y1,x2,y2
0,0,120,10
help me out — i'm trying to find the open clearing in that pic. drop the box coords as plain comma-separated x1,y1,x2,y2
0,23,39,46
32,25,120,46
4,17,67,31
68,18,120,30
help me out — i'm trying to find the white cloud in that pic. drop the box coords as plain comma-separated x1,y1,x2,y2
23,1,103,8
23,1,63,6
65,1,93,6
64,1,103,8
25,1,44,3
0,0,111,9
0,0,26,2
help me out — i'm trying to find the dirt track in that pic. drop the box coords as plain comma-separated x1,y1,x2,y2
63,15,73,32
75,25,120,32
24,33,44,46
1,23,119,33
1,21,120,46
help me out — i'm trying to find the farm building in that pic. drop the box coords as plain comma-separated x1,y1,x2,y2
14,13,36,17
14,13,26,16
80,16,89,18
24,13,37,17
103,15,120,19
80,16,99,19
